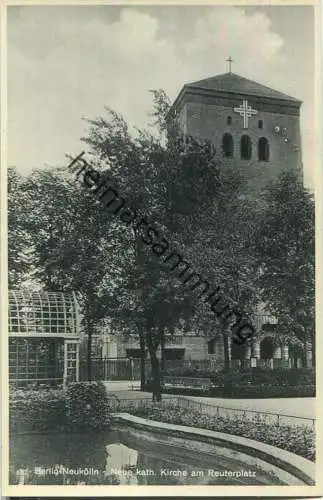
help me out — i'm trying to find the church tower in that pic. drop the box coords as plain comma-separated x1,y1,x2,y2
170,70,302,190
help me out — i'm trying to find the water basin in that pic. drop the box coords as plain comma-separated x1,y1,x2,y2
9,427,285,485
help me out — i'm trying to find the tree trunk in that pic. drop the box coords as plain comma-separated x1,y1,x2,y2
223,330,231,371
311,328,315,369
160,330,165,372
150,350,162,401
87,324,93,382
147,335,161,402
139,333,146,391
305,335,313,369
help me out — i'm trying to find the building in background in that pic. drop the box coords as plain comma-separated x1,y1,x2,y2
170,71,302,191
90,309,306,372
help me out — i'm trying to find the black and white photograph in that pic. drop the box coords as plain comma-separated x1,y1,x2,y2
2,1,321,495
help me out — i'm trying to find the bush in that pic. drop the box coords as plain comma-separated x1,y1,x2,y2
10,382,112,433
65,382,111,430
9,381,63,390
158,384,314,398
219,384,315,398
130,402,315,461
162,367,315,386
211,368,315,386
9,389,67,433
163,367,214,378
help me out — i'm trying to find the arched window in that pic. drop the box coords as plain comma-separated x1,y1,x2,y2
258,137,270,161
240,135,252,160
227,116,232,125
222,133,234,157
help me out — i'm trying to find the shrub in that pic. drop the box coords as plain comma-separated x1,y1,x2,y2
220,384,315,398
65,381,111,430
161,367,316,390
248,368,315,386
130,403,315,461
9,381,63,390
213,368,315,386
10,382,112,433
157,377,315,398
9,389,67,433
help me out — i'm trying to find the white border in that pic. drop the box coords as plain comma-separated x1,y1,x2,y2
1,0,322,497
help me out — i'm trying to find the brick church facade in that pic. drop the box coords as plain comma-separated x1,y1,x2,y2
95,71,310,370
172,71,302,191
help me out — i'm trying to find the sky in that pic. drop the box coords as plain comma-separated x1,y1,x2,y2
7,5,315,187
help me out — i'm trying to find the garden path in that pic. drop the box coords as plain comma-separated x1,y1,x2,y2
103,381,315,419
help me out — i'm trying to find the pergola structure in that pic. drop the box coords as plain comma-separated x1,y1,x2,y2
9,290,81,386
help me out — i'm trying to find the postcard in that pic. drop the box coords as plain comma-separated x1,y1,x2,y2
1,0,322,497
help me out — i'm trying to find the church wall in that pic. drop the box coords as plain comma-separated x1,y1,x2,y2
114,334,213,361
117,341,128,358
184,99,302,191
181,335,209,360
178,103,188,135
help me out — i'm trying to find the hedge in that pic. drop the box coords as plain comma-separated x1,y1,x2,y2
152,368,316,398
161,368,315,386
10,382,111,433
211,368,315,386
9,389,67,433
65,382,111,430
131,401,315,461
157,384,315,398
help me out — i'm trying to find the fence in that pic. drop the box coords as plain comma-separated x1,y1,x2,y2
80,358,146,381
79,357,221,381
176,396,315,428
79,357,301,382
108,396,315,429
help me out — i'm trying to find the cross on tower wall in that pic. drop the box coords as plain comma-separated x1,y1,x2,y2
234,99,258,128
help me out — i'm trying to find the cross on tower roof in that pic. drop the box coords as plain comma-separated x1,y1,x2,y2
226,56,233,73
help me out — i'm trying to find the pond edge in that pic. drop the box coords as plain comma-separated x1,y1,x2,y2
112,412,315,486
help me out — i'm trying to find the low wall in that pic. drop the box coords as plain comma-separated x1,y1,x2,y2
112,413,315,486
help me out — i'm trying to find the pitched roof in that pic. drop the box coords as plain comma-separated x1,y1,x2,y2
184,72,301,103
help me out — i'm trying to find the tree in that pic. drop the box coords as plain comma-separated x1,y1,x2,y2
9,166,128,380
82,94,260,384
81,104,229,396
8,167,38,287
254,171,315,367
169,156,261,370
8,90,261,396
